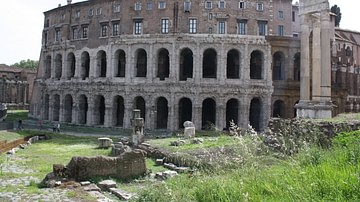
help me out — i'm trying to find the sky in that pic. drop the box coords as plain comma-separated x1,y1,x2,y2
0,0,358,65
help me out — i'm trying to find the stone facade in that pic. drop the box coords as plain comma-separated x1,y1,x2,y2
29,0,360,131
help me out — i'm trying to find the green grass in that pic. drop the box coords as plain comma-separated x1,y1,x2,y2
0,130,28,142
5,110,28,122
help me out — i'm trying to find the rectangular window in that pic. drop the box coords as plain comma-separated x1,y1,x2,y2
161,19,169,34
96,8,102,15
135,3,141,11
60,14,66,21
218,21,226,34
159,1,166,9
238,21,247,35
113,23,119,36
278,25,284,36
82,26,88,38
88,9,94,16
101,24,108,37
256,3,264,11
239,1,246,9
184,1,191,12
147,2,153,10
134,21,142,35
114,4,120,13
219,1,225,9
292,11,295,22
209,27,213,34
55,29,61,42
205,1,212,9
258,21,267,36
278,11,284,19
189,19,197,33
75,10,80,18
72,27,78,39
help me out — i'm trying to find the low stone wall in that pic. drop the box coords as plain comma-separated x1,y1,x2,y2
65,149,147,181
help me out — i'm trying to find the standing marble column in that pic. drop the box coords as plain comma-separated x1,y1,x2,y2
312,20,321,101
299,15,310,102
320,11,332,102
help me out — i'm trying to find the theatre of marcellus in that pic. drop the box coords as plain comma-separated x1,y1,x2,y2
29,0,360,131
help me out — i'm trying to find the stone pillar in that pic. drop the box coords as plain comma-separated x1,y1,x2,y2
87,96,94,125
299,16,310,101
72,101,78,124
48,95,54,121
132,109,144,146
219,43,225,84
126,46,132,83
312,21,321,101
239,97,250,129
148,44,154,82
104,99,112,127
123,98,132,128
169,95,176,130
59,94,64,122
320,11,332,102
193,102,201,130
216,101,225,130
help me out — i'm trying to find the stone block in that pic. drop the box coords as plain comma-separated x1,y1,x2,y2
98,137,113,148
184,127,195,138
98,179,117,191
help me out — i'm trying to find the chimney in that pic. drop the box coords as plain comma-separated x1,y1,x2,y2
67,0,72,5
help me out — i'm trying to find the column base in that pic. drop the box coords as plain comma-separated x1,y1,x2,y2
295,100,333,119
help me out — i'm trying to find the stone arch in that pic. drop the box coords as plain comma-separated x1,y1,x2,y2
272,100,286,118
178,97,192,129
293,52,300,81
203,48,217,78
113,95,124,127
250,50,263,79
227,49,240,79
52,94,60,121
134,96,146,120
179,48,193,81
54,54,62,79
44,55,51,79
80,51,90,80
272,51,285,80
97,50,107,78
249,98,261,131
202,98,216,129
135,49,147,77
94,95,106,125
64,94,73,123
66,53,76,80
114,49,126,77
44,94,50,120
226,98,239,129
156,97,168,129
78,95,88,124
157,48,170,80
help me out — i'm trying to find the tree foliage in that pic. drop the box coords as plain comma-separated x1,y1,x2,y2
331,5,341,27
11,59,39,69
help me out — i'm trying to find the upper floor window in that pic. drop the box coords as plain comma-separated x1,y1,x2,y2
72,27,78,39
101,24,108,37
161,19,169,34
135,3,142,11
114,4,121,13
184,1,191,12
238,20,247,35
88,9,94,16
205,1,212,9
82,25,89,38
75,10,80,18
218,21,226,34
147,1,153,10
113,22,120,36
159,1,166,9
96,8,102,15
278,11,284,19
292,11,295,22
258,21,267,36
278,25,284,36
239,1,246,9
60,13,66,21
189,19,197,33
256,3,264,11
45,19,49,28
55,29,61,42
219,1,225,9
134,21,142,35
209,27,213,34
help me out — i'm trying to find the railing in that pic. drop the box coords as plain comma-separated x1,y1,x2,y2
0,138,27,154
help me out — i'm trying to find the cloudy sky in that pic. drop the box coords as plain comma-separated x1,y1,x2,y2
0,0,358,65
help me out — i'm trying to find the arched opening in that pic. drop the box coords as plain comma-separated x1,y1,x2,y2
64,94,73,123
157,49,170,80
113,96,124,127
226,99,239,129
67,53,76,80
114,49,126,77
250,50,263,79
44,94,50,120
156,97,168,129
272,51,284,80
78,95,88,124
81,52,90,80
53,94,60,121
55,54,62,79
44,55,51,79
273,100,286,118
203,49,217,78
249,98,261,131
94,95,106,125
134,96,146,120
202,98,216,129
97,50,107,77
136,49,147,77
227,49,240,79
179,48,193,81
178,98,192,129
293,52,300,81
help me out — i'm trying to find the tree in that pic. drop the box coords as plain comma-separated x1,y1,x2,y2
331,5,342,27
11,59,39,69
